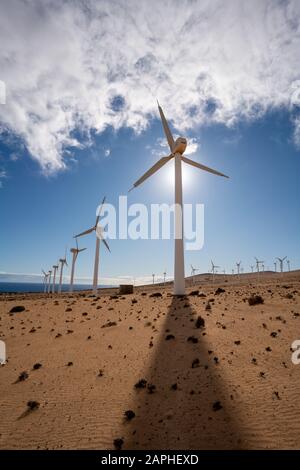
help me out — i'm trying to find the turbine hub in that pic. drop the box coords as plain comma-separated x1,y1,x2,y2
174,137,187,154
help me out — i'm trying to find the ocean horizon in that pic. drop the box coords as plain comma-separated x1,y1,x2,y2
0,282,115,293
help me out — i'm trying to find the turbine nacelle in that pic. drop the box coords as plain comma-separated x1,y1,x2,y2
173,137,187,155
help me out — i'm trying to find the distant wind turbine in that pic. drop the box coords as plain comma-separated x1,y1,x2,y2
251,265,254,273
129,101,228,295
58,248,68,294
276,256,287,273
287,259,291,272
75,197,110,295
211,260,220,283
42,269,48,293
190,264,199,285
52,263,59,294
163,269,167,286
255,257,264,280
152,273,155,285
69,238,86,293
236,261,241,277
274,261,277,272
47,270,52,294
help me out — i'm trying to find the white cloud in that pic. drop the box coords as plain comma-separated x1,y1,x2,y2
104,148,111,157
0,0,300,174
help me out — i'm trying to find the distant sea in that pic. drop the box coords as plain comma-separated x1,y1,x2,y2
0,282,113,293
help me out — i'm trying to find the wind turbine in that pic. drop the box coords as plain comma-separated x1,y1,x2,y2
255,257,264,281
287,259,291,272
236,261,241,276
75,197,110,295
190,264,199,285
163,269,167,287
47,270,52,294
69,238,86,293
42,269,48,293
276,256,287,273
152,273,155,285
52,263,59,294
251,265,254,273
274,261,277,272
58,248,68,294
129,101,228,295
211,260,220,283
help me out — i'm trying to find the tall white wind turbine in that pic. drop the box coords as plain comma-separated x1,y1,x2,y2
276,256,287,273
152,273,155,285
75,197,110,295
274,261,277,272
52,263,59,294
236,261,241,277
287,259,290,271
129,102,228,295
58,249,68,294
69,238,86,293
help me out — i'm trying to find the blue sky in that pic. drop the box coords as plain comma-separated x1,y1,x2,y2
0,0,300,284
1,108,299,284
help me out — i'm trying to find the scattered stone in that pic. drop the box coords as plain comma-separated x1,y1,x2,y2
215,288,225,295
33,363,42,370
192,358,200,368
135,379,147,389
212,401,223,411
187,336,198,344
149,292,162,298
124,410,135,421
195,316,205,329
27,400,40,411
17,371,29,382
9,306,25,313
248,295,264,306
113,438,124,450
189,290,199,296
165,334,175,340
101,321,117,328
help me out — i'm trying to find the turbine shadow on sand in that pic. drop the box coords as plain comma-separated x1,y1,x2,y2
123,297,247,450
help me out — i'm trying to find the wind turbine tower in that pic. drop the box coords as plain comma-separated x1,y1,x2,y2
52,263,59,294
58,249,68,294
69,239,86,293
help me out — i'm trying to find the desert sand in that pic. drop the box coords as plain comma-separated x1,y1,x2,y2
0,271,300,450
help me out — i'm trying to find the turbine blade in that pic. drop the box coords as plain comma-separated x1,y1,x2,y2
78,248,87,253
75,227,95,238
101,238,111,252
129,155,173,190
181,156,229,178
96,196,106,225
157,102,175,152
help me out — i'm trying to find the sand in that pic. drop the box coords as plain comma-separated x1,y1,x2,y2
0,271,300,450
